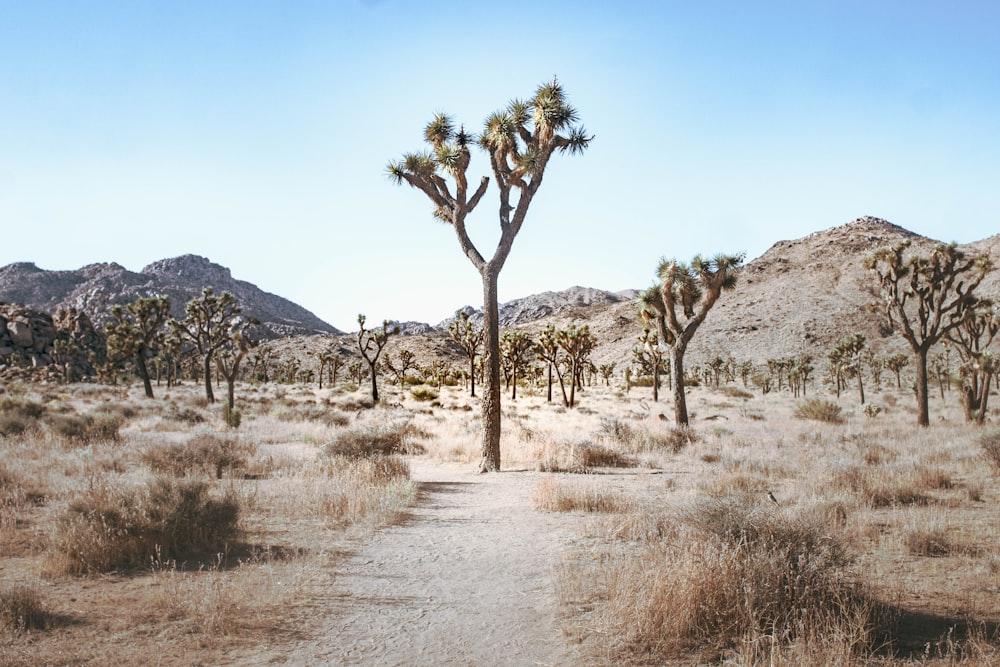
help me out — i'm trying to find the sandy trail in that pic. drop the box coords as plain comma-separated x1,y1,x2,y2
280,459,584,666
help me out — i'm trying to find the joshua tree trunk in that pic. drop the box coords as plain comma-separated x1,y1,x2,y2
670,344,689,426
915,348,930,427
480,268,502,472
204,355,215,403
136,354,154,399
856,371,865,405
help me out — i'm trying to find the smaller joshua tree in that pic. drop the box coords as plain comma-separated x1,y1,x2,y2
357,314,398,404
447,311,484,397
555,324,597,408
641,253,745,425
105,295,172,398
946,301,998,423
499,329,533,399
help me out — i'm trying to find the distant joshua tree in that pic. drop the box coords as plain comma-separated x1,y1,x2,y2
356,314,398,404
447,312,483,397
946,301,998,423
216,329,257,420
555,324,597,409
535,325,562,403
883,353,909,390
169,288,245,404
641,253,745,426
632,328,664,401
387,79,592,472
830,333,867,404
382,349,418,387
105,295,171,398
866,242,993,426
598,362,616,386
499,329,534,399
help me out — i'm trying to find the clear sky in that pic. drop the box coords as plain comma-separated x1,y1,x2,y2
2,1,998,331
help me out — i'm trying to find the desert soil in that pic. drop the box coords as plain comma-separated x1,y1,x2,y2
274,459,587,667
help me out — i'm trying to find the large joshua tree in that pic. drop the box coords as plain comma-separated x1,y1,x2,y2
388,79,592,472
641,253,745,426
866,242,993,426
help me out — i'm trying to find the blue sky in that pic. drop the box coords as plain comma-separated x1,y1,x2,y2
2,1,998,331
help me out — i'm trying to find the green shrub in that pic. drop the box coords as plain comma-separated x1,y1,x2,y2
794,398,844,424
410,386,439,402
222,403,241,429
53,477,240,574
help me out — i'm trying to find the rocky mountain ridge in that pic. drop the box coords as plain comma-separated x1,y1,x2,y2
0,255,340,339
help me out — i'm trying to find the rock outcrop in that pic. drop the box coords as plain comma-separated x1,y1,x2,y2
0,303,105,382
0,255,340,339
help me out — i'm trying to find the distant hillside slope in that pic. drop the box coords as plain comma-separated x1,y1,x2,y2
437,286,634,329
470,217,997,370
0,254,340,338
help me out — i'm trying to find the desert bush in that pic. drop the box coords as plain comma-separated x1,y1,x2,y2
142,432,253,479
979,430,1000,471
718,386,754,400
168,404,206,425
410,386,439,402
0,398,46,437
534,477,631,513
597,497,886,662
52,477,240,574
0,584,50,633
46,411,123,444
274,404,350,427
904,527,952,557
0,462,47,509
830,465,929,507
600,418,699,454
0,397,46,420
794,398,844,423
323,417,427,458
597,417,638,448
574,443,636,469
222,403,241,429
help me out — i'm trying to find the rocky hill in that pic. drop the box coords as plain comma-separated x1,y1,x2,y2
0,255,340,339
436,286,635,329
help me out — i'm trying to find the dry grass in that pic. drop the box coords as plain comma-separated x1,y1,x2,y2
2,378,998,665
534,476,633,513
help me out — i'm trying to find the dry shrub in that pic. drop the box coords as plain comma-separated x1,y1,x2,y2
46,411,123,444
904,527,953,557
598,418,698,454
718,386,754,399
830,464,933,507
0,462,47,509
979,430,1000,471
574,443,636,469
323,416,426,458
0,398,46,437
794,398,844,423
0,585,50,634
270,454,415,527
168,404,206,425
598,497,886,662
533,477,631,513
51,477,240,574
274,404,350,427
142,432,254,479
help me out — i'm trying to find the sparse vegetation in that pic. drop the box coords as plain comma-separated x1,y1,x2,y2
794,397,845,423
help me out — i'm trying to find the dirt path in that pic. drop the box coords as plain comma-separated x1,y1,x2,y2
279,459,585,666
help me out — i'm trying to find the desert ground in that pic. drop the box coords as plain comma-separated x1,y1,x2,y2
2,376,999,666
